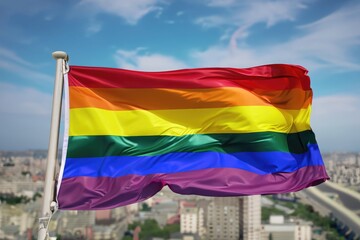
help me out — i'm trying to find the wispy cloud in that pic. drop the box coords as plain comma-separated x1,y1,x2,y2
193,0,313,56
0,48,34,67
205,0,237,7
176,11,184,16
86,20,102,35
195,15,228,28
115,48,188,71
191,2,360,71
293,3,360,70
165,20,175,24
109,1,359,72
0,48,52,83
196,0,307,46
78,0,165,24
229,0,307,48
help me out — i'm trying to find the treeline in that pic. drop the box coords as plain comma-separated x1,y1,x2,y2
0,192,41,205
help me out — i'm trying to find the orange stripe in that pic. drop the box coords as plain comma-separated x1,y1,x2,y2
69,87,312,110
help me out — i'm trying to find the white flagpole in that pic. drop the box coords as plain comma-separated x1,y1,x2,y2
38,51,68,240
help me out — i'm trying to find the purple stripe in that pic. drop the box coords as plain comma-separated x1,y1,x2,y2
57,165,329,210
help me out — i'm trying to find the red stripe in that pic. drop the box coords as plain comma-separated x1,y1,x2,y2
57,165,328,210
68,64,311,90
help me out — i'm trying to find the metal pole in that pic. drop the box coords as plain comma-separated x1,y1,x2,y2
38,51,68,240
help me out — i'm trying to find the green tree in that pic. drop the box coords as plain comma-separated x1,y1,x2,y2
261,206,286,221
122,219,180,240
141,203,151,211
32,192,42,201
163,223,180,233
269,233,273,240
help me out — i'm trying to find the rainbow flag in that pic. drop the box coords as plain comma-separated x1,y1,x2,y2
57,64,329,210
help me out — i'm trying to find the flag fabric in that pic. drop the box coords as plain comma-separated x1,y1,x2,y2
57,64,329,210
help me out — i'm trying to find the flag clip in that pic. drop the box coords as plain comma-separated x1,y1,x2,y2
62,58,69,74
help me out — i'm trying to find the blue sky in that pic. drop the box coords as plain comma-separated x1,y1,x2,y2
0,0,359,152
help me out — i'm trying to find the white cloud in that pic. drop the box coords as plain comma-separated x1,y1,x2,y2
311,95,360,152
227,1,306,47
114,2,360,72
293,3,360,70
86,21,102,35
191,2,360,71
176,11,184,16
78,0,164,24
195,15,227,28
205,0,237,7
115,49,188,71
236,0,306,27
196,0,307,45
165,20,175,24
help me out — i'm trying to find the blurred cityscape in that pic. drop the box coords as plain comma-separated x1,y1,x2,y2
0,151,360,240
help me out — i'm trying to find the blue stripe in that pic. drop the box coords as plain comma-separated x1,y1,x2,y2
63,144,324,178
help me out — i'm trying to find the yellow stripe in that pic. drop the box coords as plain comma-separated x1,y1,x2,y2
69,106,311,136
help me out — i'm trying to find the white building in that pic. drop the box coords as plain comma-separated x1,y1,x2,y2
261,215,312,240
240,195,262,240
180,201,199,235
179,196,262,240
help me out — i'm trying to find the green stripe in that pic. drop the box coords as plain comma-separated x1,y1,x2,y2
66,131,317,158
